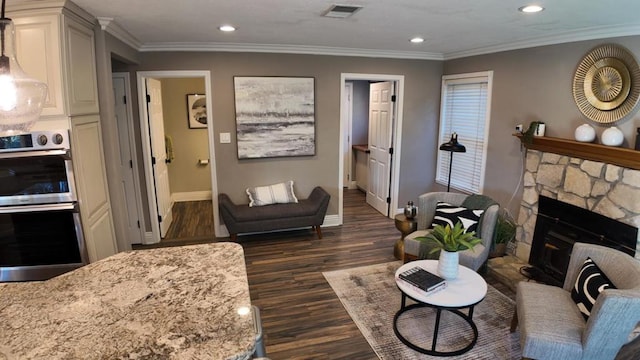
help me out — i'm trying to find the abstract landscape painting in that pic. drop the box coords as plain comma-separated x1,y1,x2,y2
234,77,315,159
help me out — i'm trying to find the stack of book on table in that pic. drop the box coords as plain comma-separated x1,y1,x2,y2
398,266,447,294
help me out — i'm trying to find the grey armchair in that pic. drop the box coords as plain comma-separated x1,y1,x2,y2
511,242,640,360
403,192,499,271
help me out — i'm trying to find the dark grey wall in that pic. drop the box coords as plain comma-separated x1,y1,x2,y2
444,35,640,216
351,80,370,146
131,52,443,215
95,30,142,247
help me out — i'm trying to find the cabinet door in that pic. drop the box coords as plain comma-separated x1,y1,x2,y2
71,115,117,262
84,207,117,262
64,15,99,115
13,14,65,117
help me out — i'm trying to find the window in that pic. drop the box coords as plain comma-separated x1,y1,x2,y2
436,71,493,193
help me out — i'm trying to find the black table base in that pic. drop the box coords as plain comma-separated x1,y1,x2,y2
392,293,479,357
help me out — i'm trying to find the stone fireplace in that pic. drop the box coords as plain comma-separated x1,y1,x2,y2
516,147,640,266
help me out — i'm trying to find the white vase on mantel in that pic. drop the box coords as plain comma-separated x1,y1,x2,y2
602,126,624,147
438,250,459,280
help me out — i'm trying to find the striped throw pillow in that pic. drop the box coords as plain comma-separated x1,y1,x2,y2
431,202,484,233
246,181,298,207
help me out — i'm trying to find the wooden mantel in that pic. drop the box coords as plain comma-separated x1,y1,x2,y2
514,134,640,171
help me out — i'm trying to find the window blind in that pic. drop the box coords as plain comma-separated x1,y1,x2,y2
436,73,491,193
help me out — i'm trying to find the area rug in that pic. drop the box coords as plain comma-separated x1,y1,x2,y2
323,262,521,359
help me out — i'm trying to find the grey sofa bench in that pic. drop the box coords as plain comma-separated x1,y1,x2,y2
218,186,330,241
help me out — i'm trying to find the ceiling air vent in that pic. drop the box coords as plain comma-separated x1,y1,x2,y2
323,4,363,18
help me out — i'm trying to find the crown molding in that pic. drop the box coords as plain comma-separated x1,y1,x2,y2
95,19,640,62
138,42,444,60
444,24,640,60
97,17,142,50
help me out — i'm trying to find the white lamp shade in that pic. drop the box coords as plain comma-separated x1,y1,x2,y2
0,18,47,134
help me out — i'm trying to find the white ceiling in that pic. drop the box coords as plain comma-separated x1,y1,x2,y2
64,0,640,59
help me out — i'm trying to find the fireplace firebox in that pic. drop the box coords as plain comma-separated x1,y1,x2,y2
527,195,637,286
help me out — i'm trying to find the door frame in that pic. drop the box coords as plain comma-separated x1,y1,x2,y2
136,70,219,244
339,73,404,223
342,82,354,189
112,72,146,245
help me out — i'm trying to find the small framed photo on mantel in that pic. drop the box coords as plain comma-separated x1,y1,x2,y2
186,94,207,129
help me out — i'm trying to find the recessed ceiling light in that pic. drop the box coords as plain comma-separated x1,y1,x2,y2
410,37,425,44
519,5,544,13
219,25,236,32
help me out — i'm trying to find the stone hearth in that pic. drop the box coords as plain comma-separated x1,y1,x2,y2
516,149,640,262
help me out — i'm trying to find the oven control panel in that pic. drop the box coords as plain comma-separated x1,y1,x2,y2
0,130,70,152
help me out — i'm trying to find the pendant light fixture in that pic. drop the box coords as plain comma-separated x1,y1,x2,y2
0,0,47,134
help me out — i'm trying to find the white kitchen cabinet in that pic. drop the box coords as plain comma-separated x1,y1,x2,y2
9,1,118,262
71,115,118,261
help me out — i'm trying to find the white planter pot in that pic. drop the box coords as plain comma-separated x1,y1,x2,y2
438,250,459,280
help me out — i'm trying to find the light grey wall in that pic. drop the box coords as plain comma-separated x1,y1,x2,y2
443,35,640,216
132,52,443,215
160,78,212,194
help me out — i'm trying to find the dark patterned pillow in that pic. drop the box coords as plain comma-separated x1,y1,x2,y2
431,202,484,234
571,257,616,320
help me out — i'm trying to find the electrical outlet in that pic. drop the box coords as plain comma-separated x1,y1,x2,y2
515,124,523,133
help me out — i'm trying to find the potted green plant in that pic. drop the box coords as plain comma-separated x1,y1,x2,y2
522,121,545,144
414,222,481,279
490,210,517,258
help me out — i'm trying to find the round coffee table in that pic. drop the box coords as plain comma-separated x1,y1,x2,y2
393,260,487,356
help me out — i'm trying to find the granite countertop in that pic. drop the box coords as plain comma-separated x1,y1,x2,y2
0,242,255,360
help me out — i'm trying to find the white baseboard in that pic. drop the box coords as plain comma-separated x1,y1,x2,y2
322,214,341,227
172,191,212,202
144,232,155,244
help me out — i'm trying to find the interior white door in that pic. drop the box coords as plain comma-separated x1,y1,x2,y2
113,74,144,245
367,81,394,216
146,78,173,238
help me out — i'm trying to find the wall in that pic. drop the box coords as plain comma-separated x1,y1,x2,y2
131,52,443,216
351,80,370,145
94,29,141,249
160,78,212,196
443,35,640,217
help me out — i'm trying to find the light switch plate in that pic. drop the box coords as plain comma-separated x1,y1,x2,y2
220,132,231,144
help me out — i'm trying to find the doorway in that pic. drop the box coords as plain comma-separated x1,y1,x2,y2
136,71,220,244
339,73,405,223
112,72,146,245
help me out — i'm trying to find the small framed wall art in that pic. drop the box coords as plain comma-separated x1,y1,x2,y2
186,94,207,129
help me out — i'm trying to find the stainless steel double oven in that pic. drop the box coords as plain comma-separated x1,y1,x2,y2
0,130,87,282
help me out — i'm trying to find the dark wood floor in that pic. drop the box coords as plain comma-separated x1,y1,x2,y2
139,190,517,359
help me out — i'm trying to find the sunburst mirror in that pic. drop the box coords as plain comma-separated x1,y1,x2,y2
573,44,640,123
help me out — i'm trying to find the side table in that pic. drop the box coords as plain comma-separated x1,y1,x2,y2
394,214,417,261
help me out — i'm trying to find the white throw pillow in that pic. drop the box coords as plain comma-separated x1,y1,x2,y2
246,181,298,207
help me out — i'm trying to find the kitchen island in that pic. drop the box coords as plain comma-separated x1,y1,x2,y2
0,242,256,359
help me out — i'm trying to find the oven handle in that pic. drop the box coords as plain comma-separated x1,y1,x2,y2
0,203,77,214
0,149,70,159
